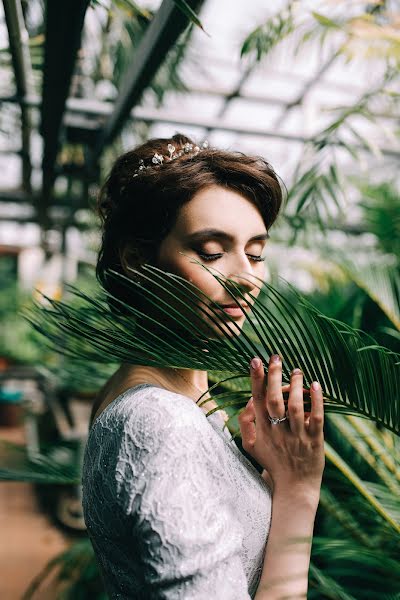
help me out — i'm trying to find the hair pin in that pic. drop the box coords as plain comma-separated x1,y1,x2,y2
132,140,211,178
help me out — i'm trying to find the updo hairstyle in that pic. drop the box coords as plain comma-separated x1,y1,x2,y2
96,133,284,309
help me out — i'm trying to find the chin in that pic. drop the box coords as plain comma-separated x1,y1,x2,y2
208,316,246,339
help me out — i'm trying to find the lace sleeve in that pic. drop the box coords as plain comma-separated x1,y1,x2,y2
115,391,253,599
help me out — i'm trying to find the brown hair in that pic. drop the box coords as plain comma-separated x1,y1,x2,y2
96,132,285,309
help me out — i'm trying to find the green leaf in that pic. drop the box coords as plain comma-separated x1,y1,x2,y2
0,440,80,484
25,264,400,436
172,0,208,35
325,441,400,534
240,7,294,61
311,12,340,28
335,252,400,331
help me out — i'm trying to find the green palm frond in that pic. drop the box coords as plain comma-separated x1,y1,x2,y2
308,562,357,600
325,441,400,534
328,414,400,494
362,481,400,526
25,263,400,435
21,538,101,600
310,537,400,600
359,181,400,258
240,4,295,61
240,2,400,64
0,440,80,484
336,253,400,331
172,0,207,34
286,151,347,230
318,487,373,548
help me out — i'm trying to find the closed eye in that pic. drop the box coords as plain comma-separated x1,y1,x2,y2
198,252,264,263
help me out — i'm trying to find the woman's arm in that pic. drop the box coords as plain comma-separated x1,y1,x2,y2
239,355,325,599
255,487,319,599
114,389,253,599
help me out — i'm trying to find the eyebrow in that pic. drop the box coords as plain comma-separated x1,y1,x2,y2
185,228,270,243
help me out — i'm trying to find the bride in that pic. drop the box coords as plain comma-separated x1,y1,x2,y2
82,133,325,599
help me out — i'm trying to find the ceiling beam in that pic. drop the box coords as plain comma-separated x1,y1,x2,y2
272,52,339,130
40,0,90,229
2,87,399,123
2,93,398,159
92,0,204,160
121,106,400,160
3,0,33,193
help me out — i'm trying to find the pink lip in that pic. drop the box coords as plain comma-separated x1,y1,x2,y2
216,303,250,318
220,303,250,309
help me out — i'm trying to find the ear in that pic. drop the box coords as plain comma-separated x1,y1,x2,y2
119,243,143,278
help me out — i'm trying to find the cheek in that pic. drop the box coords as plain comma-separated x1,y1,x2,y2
174,263,218,299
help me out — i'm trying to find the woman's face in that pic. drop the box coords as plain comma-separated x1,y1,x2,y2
155,184,268,338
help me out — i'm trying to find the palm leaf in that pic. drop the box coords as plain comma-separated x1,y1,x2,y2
172,0,208,35
337,253,400,331
240,5,295,61
310,537,400,599
324,441,400,534
25,263,400,435
328,414,400,494
308,562,357,600
318,487,373,548
0,440,80,484
21,538,99,600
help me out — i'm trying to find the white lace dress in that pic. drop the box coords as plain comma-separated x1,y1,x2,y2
82,383,272,599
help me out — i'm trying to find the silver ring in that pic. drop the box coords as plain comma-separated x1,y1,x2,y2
268,414,289,425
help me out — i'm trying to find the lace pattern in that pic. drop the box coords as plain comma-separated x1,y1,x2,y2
82,384,272,599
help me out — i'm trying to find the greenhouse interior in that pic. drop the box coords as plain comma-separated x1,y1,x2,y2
0,0,399,598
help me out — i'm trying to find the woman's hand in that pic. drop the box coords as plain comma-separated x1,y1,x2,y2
238,354,325,496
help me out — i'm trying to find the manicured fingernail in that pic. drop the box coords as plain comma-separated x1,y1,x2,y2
311,381,320,391
271,354,280,363
292,368,302,375
251,357,261,369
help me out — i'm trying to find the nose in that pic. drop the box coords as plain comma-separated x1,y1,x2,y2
227,273,258,297
226,256,262,297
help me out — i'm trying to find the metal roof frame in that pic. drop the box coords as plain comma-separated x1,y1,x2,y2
91,0,204,161
1,0,399,233
0,85,399,183
3,0,33,193
37,0,205,228
39,0,90,229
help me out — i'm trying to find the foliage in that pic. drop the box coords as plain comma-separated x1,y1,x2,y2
358,181,400,258
21,538,105,600
240,4,295,61
25,265,400,436
1,1,400,598
241,1,399,237
0,280,48,365
0,439,81,484
241,1,400,66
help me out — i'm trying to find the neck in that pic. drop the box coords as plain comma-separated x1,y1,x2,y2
119,363,210,400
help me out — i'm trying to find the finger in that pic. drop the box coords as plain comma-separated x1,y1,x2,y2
308,381,324,437
282,386,310,406
249,357,267,423
281,384,290,410
287,368,305,435
238,397,256,449
266,355,285,420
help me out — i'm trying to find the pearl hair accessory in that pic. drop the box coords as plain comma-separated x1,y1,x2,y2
132,140,210,177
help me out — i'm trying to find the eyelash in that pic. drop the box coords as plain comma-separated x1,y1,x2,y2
198,252,264,263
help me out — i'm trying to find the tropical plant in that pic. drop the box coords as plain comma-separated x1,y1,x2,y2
1,1,400,598
25,265,400,434
241,1,399,237
1,261,399,598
